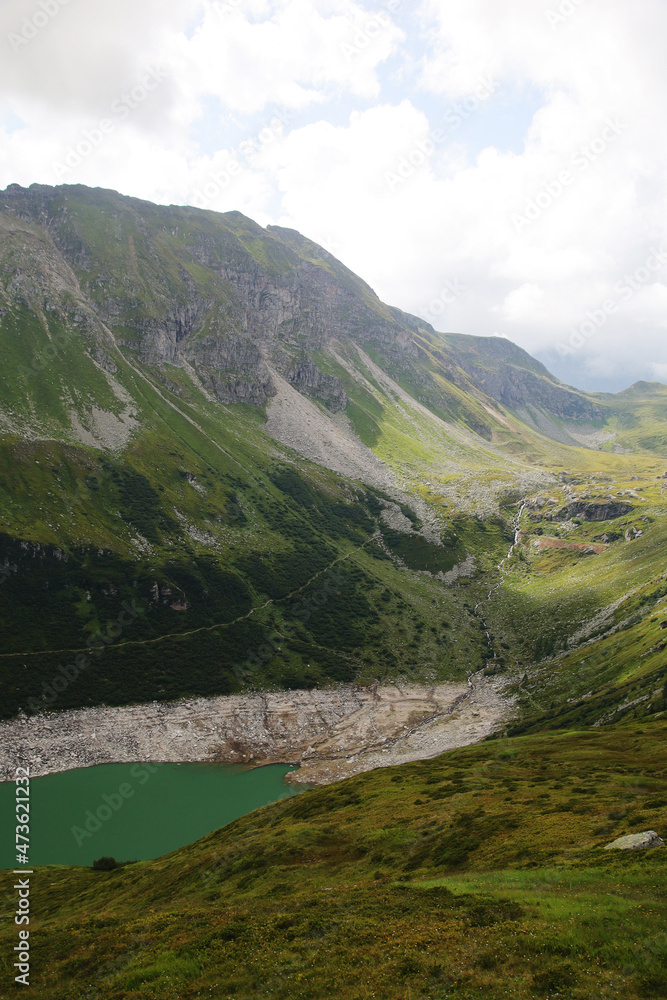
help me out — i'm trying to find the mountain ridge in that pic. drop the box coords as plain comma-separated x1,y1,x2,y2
2,181,654,444
0,182,666,730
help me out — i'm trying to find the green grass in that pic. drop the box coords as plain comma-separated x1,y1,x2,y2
506,599,667,734
1,382,665,719
481,472,667,668
0,421,511,713
2,186,667,996
2,722,665,999
2,181,667,731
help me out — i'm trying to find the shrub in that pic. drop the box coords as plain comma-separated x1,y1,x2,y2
532,963,576,992
92,856,118,871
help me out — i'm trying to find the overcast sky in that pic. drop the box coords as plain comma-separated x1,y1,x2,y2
2,0,666,392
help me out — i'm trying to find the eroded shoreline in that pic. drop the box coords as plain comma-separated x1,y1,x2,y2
0,676,515,786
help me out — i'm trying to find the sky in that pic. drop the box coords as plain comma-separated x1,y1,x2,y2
2,0,667,393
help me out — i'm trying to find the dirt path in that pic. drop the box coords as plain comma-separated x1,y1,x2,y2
0,676,515,786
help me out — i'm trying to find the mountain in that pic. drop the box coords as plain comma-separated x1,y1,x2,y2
0,182,666,732
3,183,667,1000
3,181,659,453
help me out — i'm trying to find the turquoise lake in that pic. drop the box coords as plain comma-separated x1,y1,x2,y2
0,761,302,868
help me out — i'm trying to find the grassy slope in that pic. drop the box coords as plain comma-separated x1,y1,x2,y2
0,356,518,713
1,722,665,999
325,338,665,499
321,357,667,729
506,577,667,735
1,184,667,728
475,468,667,726
604,383,667,454
2,280,665,720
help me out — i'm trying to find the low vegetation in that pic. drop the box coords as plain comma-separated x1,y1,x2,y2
1,185,667,998
2,721,665,998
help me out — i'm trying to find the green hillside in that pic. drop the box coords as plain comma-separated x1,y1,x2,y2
2,722,665,999
1,183,667,1000
0,182,666,733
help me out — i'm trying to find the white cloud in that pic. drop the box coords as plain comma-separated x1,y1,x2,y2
1,0,666,390
185,0,404,114
651,362,667,382
0,0,197,120
497,283,545,324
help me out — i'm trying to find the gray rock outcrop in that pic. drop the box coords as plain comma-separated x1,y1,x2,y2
560,501,633,522
604,830,665,850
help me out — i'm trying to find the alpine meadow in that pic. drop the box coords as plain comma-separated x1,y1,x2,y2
0,181,666,1000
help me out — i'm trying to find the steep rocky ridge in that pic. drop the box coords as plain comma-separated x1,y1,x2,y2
1,182,666,725
1,182,638,449
0,185,413,414
439,331,604,424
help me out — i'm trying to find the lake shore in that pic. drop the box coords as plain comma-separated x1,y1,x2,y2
0,675,515,786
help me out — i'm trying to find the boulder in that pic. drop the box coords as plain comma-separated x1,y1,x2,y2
604,830,665,851
560,500,633,522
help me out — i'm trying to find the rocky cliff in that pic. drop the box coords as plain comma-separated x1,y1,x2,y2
1,182,615,433
0,184,418,411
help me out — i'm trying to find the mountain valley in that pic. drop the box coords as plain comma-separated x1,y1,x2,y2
1,182,666,734
0,182,666,999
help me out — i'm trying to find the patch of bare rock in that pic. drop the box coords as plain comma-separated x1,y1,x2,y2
0,676,514,786
604,831,665,851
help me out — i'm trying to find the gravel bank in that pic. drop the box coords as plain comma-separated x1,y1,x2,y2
0,676,515,786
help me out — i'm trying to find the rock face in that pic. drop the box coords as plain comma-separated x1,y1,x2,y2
280,360,347,412
604,830,665,851
439,332,604,423
0,182,629,444
560,501,634,522
0,185,405,411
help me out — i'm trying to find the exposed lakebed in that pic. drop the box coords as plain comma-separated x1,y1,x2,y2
0,761,300,868
0,679,514,787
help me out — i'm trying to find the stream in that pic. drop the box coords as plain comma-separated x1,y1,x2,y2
469,501,526,690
